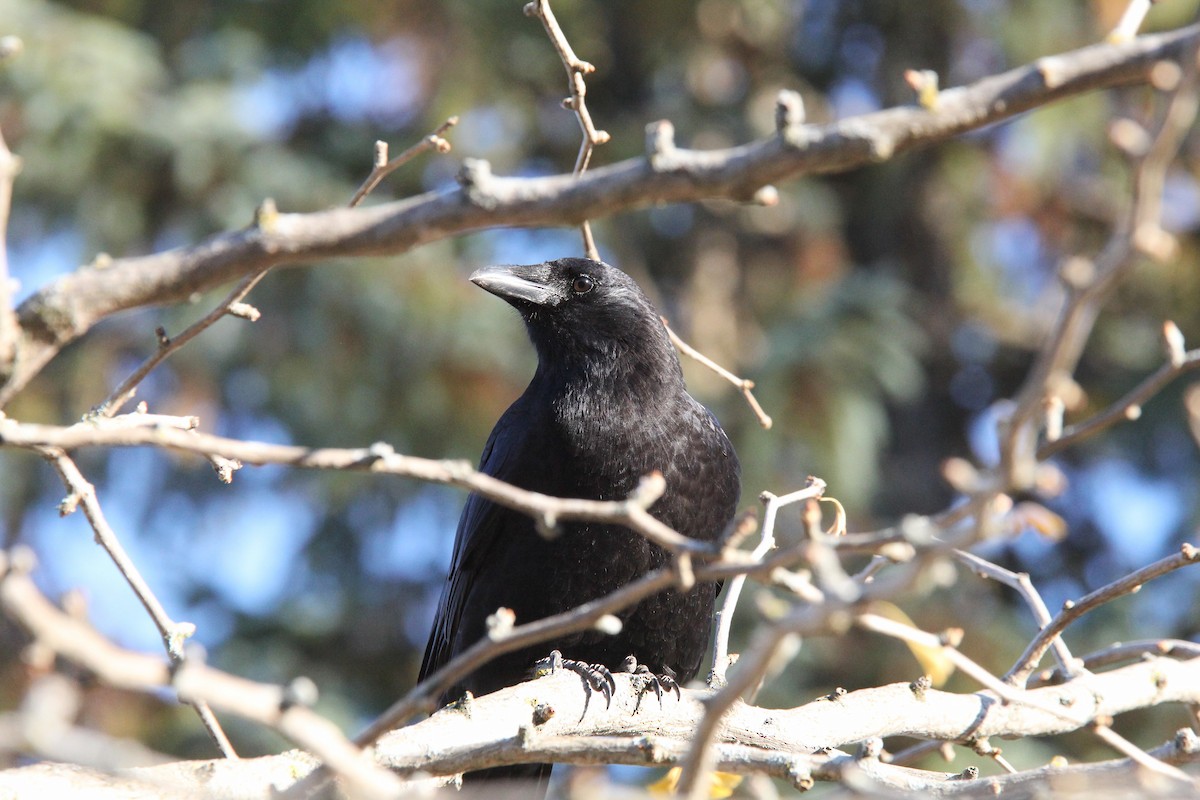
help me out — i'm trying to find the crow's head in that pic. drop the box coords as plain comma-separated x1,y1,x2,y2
471,257,679,378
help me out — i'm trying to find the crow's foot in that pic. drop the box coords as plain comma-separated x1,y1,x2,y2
534,650,615,711
621,656,681,713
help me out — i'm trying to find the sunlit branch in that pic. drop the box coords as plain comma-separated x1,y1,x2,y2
34,448,237,758
1006,543,1200,686
348,117,458,208
662,317,773,429
0,556,403,799
6,23,1197,407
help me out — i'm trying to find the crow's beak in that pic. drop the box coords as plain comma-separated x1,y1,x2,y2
470,265,558,306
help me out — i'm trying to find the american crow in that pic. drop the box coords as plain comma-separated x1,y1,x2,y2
420,257,741,785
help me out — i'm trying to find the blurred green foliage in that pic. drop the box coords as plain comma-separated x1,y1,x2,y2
1,0,1199,780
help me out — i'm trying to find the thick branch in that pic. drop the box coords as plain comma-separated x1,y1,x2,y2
3,24,1197,406
371,658,1200,778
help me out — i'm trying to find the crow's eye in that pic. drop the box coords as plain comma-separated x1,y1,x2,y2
571,275,595,295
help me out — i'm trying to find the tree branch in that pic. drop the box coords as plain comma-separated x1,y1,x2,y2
3,23,1197,407
6,555,1198,797
0,417,719,557
1006,543,1200,686
0,555,403,798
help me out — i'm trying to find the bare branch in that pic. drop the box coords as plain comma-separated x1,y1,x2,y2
6,543,1200,794
663,317,772,429
0,418,717,556
382,651,1200,781
5,23,1197,407
34,449,237,758
999,29,1200,486
1039,342,1200,458
953,549,1077,677
855,613,1080,725
0,557,403,799
348,116,458,208
1006,543,1200,686
709,479,825,689
524,0,608,260
93,119,459,420
1031,639,1200,686
1091,720,1196,787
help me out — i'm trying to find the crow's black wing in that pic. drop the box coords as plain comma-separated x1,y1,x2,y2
418,399,527,687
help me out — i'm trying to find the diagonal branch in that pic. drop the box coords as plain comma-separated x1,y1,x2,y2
4,23,1198,407
663,317,772,429
35,448,237,758
0,558,403,799
348,117,458,208
1039,338,1200,459
1006,543,1200,686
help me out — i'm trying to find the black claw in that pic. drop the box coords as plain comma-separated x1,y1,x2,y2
624,655,682,713
532,649,566,678
538,650,614,712
624,657,681,714
592,662,617,696
659,665,682,701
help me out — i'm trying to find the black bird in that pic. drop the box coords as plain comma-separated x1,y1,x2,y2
419,257,740,784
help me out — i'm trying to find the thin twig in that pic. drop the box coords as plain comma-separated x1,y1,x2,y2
709,479,825,688
953,549,1077,676
968,737,1018,774
855,613,1082,724
1030,639,1200,686
98,116,459,419
525,0,608,260
1006,543,1200,686
35,448,237,758
1092,720,1198,787
91,267,272,418
663,317,773,429
1039,345,1200,458
1109,0,1155,43
348,117,458,208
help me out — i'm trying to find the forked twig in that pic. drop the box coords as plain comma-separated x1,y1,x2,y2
349,117,458,208
953,549,1077,676
92,268,271,419
708,479,825,688
525,0,609,260
1006,544,1200,686
1040,338,1200,458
